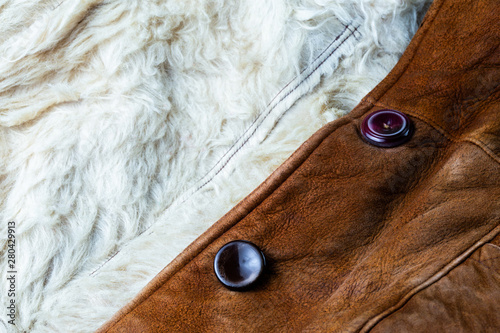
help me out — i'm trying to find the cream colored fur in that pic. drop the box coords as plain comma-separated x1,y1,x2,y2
0,0,431,331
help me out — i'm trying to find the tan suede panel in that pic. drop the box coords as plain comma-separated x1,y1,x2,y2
98,0,500,331
491,234,500,248
369,0,500,161
370,242,500,332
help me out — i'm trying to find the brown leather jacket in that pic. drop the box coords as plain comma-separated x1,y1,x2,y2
98,0,500,331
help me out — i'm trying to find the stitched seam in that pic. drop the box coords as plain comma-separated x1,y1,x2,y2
89,251,120,276
102,116,360,332
101,24,363,328
186,24,360,198
90,23,360,278
351,0,494,330
490,242,500,250
463,137,500,165
361,223,500,333
103,0,446,326
188,24,352,187
104,0,498,329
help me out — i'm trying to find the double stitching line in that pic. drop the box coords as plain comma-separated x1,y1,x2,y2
90,20,362,277
180,22,361,202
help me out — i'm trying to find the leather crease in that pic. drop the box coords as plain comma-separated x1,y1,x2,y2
98,0,500,331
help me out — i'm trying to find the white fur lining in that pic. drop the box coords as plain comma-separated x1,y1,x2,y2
89,19,362,275
0,0,431,331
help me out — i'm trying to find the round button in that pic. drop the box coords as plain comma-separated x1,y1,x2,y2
214,240,266,290
361,109,413,147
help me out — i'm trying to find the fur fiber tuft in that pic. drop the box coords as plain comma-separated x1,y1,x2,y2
0,0,431,331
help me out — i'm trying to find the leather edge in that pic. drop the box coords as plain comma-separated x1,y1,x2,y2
97,0,446,330
352,0,444,119
491,233,500,247
361,223,500,333
96,108,363,332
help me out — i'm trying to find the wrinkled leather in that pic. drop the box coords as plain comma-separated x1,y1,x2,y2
371,240,500,332
98,0,500,331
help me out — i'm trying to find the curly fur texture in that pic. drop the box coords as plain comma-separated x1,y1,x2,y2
0,0,431,331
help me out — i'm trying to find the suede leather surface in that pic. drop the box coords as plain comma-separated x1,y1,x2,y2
371,240,500,332
98,0,500,331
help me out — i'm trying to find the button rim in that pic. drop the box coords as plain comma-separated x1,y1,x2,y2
361,109,413,148
214,240,266,291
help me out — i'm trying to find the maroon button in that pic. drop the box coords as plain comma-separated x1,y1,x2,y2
214,241,266,290
361,109,413,147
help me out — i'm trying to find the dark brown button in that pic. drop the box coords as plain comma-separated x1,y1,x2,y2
214,240,266,290
361,109,413,147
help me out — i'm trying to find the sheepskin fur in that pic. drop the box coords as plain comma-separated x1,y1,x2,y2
0,0,432,331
